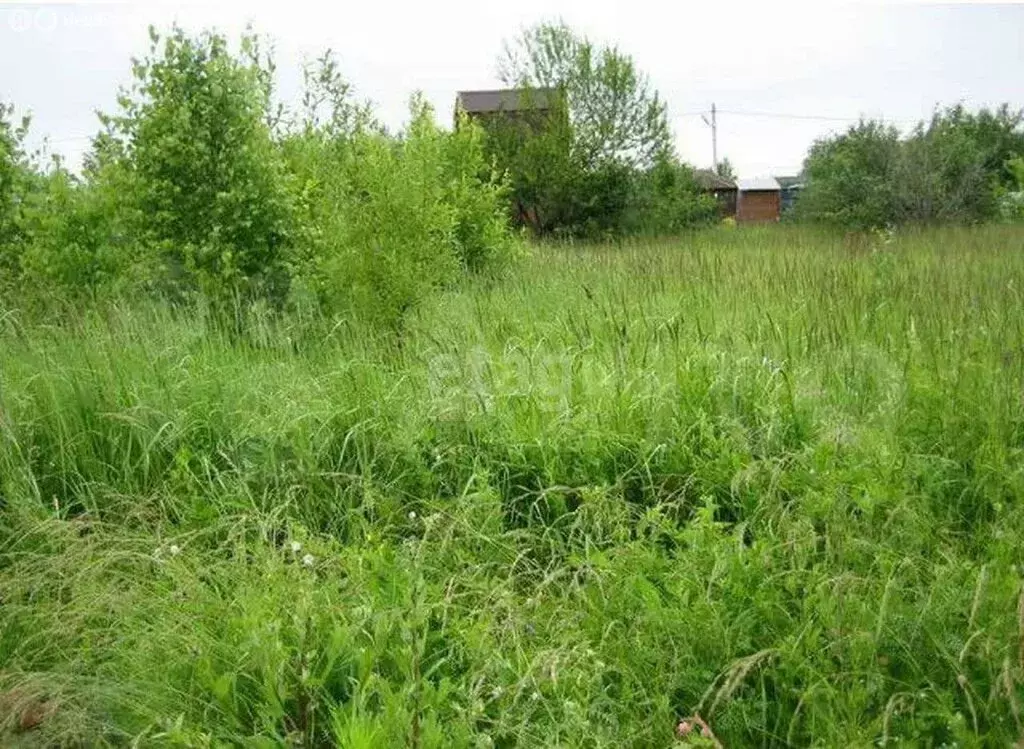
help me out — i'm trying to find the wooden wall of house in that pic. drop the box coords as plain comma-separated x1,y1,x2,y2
716,189,737,219
737,190,781,222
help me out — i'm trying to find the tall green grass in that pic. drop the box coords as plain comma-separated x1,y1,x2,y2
2,225,1024,747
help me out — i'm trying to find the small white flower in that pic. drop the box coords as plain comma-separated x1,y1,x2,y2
290,541,302,553
530,691,541,702
302,553,315,567
408,511,417,520
169,544,181,557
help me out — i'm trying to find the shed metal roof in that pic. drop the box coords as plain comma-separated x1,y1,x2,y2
456,88,557,113
737,176,781,192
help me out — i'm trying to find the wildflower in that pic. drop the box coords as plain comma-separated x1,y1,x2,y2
290,541,302,553
530,691,541,702
408,510,417,520
677,714,721,747
169,544,181,557
302,553,315,567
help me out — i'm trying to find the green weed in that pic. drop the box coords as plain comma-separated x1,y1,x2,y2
2,226,1024,746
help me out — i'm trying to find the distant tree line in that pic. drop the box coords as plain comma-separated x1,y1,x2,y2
796,105,1024,229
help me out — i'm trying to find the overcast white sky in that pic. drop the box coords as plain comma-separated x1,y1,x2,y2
1,1,1022,177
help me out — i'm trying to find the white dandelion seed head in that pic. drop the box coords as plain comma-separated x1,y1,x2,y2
408,510,417,520
302,553,315,567
169,544,181,556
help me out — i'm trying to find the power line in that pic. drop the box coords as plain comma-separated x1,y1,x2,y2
677,108,919,124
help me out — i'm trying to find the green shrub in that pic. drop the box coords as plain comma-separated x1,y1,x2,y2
486,22,711,239
95,26,296,304
625,156,719,235
2,31,516,330
798,105,1024,229
796,121,903,230
997,156,1024,222
285,90,515,328
0,102,36,278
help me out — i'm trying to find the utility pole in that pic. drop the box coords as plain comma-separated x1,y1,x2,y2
702,103,718,173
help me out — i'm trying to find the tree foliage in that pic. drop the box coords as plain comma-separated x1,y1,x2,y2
715,157,736,181
499,21,671,170
488,22,713,238
0,103,35,274
797,121,903,230
96,27,297,302
0,27,517,328
285,85,514,327
798,105,1024,229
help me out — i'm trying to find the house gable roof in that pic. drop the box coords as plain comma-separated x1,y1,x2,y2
694,169,737,190
456,88,557,114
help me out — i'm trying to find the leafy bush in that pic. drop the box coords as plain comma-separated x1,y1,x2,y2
483,22,711,239
796,121,903,230
94,27,296,304
798,105,1024,229
0,102,36,277
997,156,1024,222
283,76,515,327
0,29,516,329
625,156,718,235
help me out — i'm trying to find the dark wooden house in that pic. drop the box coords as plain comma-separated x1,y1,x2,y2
454,88,559,130
694,169,738,218
454,88,562,232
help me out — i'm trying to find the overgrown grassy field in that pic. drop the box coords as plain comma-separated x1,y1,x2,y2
3,226,1024,747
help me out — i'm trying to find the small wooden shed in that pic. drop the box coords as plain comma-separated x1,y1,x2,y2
737,177,781,223
694,169,738,219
